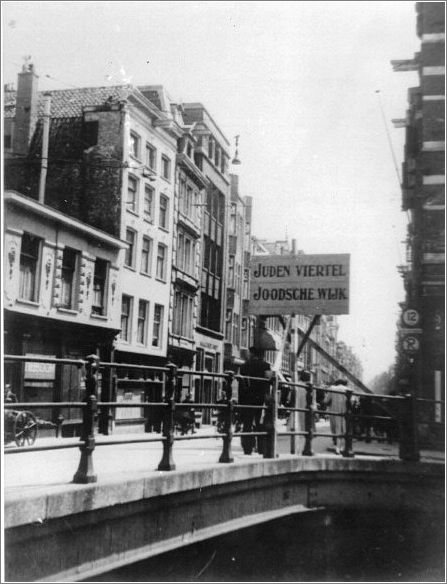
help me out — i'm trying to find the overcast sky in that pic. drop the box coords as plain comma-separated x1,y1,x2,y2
2,1,421,383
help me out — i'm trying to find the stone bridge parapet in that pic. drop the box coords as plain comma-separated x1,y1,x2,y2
5,456,444,582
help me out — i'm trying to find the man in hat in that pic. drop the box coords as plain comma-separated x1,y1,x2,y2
323,378,347,454
238,346,272,454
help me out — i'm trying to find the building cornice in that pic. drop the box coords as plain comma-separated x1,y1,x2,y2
4,191,128,249
176,152,208,189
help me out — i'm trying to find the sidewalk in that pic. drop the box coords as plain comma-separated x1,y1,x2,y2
3,421,444,498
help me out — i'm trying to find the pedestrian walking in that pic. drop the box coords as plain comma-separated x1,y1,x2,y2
323,378,347,454
238,346,272,455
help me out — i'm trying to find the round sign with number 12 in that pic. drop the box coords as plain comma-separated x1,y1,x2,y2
402,309,420,327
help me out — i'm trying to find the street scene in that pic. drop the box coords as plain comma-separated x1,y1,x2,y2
2,1,445,582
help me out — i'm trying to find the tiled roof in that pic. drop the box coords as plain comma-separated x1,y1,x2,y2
4,85,132,119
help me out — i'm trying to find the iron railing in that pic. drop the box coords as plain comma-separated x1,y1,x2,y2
3,354,444,484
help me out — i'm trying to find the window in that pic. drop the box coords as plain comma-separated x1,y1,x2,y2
127,175,138,213
120,295,132,342
125,229,136,268
161,155,171,180
185,185,193,216
129,131,140,158
225,309,232,341
184,238,192,273
137,300,149,345
60,247,78,309
214,144,220,167
230,204,237,235
146,143,157,170
143,185,154,221
241,318,248,348
159,195,169,229
173,291,194,338
92,258,108,315
19,233,41,302
208,137,214,159
152,304,164,347
232,312,240,346
228,256,234,288
220,153,226,174
4,134,12,149
177,231,195,275
141,236,152,275
243,268,249,298
156,244,167,280
235,263,241,293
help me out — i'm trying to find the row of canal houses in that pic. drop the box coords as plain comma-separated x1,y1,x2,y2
3,64,358,435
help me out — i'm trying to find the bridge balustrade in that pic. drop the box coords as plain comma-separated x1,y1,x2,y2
3,354,443,484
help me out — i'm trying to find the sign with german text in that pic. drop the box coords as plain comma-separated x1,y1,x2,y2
249,254,350,315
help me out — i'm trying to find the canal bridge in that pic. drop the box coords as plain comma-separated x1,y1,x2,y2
3,355,445,582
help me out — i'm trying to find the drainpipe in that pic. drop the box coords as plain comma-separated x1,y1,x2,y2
38,92,51,204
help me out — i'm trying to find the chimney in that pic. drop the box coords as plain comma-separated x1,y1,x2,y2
13,62,39,156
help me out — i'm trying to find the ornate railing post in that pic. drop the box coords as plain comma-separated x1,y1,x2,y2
302,381,314,456
98,363,114,435
73,354,99,484
219,371,235,463
342,388,355,458
398,393,420,461
290,386,297,455
158,362,177,471
263,373,278,459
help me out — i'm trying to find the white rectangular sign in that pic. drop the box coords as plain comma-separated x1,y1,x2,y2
249,254,350,315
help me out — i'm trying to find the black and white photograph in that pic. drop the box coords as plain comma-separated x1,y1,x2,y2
2,1,445,582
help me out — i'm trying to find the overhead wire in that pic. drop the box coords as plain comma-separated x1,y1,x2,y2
375,90,410,266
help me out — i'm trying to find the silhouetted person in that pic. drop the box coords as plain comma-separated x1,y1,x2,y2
323,378,347,454
239,346,271,455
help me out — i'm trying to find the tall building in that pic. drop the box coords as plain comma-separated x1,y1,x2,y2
393,2,445,445
4,65,182,431
180,104,231,420
224,175,254,371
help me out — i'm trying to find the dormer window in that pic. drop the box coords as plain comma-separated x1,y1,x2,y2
186,141,193,159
